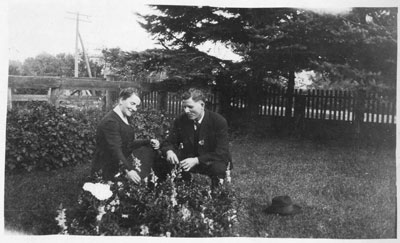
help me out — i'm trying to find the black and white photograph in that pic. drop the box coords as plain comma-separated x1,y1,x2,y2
2,0,398,241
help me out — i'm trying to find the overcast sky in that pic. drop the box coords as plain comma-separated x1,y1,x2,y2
8,0,159,61
6,0,398,62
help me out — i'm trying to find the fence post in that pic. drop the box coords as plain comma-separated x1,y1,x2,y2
293,91,306,136
157,90,168,112
7,87,13,111
49,87,60,107
105,75,115,111
105,90,113,111
354,89,366,144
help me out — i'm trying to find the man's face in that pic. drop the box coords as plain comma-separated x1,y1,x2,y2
119,94,141,117
182,97,204,120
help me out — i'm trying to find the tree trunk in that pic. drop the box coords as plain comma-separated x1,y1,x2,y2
246,70,263,119
285,69,295,118
246,81,258,118
215,74,232,118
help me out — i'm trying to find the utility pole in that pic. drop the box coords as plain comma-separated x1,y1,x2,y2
74,12,79,77
79,32,92,78
66,12,92,78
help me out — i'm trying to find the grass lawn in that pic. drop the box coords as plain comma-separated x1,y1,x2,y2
4,136,397,238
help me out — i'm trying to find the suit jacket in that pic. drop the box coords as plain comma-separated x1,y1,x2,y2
91,110,149,180
162,109,232,167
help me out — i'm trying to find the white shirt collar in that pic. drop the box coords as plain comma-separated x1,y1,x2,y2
197,110,205,124
113,105,129,125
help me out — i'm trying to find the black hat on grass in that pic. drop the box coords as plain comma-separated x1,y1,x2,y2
264,195,301,216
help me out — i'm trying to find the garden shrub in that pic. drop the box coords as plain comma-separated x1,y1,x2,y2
129,108,171,140
57,166,238,237
6,101,170,173
6,102,100,173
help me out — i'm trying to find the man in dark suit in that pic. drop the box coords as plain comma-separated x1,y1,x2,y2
160,88,232,187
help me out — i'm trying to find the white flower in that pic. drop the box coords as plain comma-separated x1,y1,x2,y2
204,218,215,231
109,197,120,206
121,214,129,218
228,214,237,222
55,205,68,234
181,205,191,221
171,187,178,207
166,231,171,237
96,205,106,221
171,197,178,207
150,169,158,185
140,225,149,236
132,156,142,172
82,182,113,201
225,162,232,183
207,190,212,198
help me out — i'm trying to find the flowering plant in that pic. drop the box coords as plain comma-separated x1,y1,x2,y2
82,183,113,201
57,164,237,236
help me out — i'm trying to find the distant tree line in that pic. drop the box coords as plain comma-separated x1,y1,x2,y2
9,52,103,78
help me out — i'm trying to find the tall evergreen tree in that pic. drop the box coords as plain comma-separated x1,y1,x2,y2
139,6,397,111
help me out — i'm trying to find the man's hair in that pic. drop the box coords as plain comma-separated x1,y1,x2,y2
119,88,139,100
181,88,206,102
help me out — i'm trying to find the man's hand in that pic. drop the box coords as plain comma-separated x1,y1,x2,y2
126,170,141,184
150,139,160,150
180,157,199,171
166,150,179,164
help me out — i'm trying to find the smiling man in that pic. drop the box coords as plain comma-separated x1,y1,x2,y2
160,88,232,188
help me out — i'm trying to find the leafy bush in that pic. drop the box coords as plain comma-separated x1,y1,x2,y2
129,108,171,140
6,102,170,173
6,102,100,173
57,166,237,237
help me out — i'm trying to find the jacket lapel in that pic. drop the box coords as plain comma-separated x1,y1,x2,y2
183,117,195,145
198,110,209,142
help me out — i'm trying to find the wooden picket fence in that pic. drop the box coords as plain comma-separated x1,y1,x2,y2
141,87,396,124
140,90,219,119
8,76,396,124
252,87,395,124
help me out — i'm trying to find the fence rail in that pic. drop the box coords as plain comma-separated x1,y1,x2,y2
8,76,396,124
8,75,145,110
